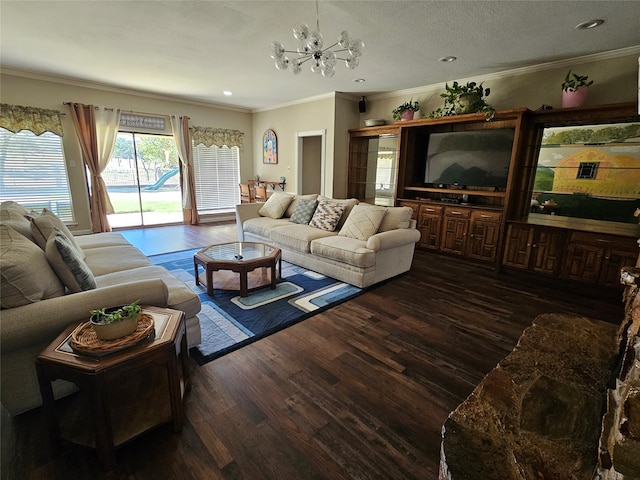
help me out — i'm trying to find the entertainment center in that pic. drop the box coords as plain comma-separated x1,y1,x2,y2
347,102,640,289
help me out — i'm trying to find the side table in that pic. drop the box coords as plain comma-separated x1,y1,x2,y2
35,306,190,469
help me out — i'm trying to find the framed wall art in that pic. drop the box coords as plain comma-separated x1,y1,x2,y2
263,129,278,164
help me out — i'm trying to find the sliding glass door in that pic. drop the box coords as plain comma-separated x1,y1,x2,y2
104,132,182,228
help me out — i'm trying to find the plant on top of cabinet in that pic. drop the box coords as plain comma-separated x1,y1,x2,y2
392,99,420,121
427,81,495,121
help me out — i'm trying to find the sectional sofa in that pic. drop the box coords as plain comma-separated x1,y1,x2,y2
0,201,201,415
236,193,421,288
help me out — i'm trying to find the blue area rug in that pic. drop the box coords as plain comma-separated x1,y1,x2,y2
149,248,363,365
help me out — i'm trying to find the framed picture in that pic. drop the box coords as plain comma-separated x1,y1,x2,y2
263,129,278,164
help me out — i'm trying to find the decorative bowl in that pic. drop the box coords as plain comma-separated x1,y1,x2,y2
90,306,140,340
365,119,385,127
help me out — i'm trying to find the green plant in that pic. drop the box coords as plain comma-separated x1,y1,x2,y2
427,81,495,120
562,69,593,92
90,300,141,325
392,99,420,121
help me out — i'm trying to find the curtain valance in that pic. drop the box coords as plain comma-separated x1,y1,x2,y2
0,103,64,137
190,126,244,149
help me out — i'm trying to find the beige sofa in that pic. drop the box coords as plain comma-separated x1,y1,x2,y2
0,201,201,415
236,194,421,288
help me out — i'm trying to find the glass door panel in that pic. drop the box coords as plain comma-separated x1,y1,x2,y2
105,133,182,228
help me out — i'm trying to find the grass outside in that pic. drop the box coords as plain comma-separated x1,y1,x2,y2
108,190,182,214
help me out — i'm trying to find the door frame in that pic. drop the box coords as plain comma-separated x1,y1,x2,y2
295,129,326,196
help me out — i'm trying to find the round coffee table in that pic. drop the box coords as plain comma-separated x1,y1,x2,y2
193,242,282,297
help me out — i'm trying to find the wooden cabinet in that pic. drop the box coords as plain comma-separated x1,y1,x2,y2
561,232,638,288
467,210,502,262
417,204,442,250
440,207,470,256
502,224,566,276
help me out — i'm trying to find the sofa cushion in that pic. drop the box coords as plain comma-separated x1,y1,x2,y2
244,216,291,240
75,233,132,249
0,205,33,241
290,198,318,225
30,209,83,257
83,245,152,276
311,235,376,268
309,200,345,232
45,228,96,293
285,194,319,218
0,225,65,308
258,192,295,219
95,266,201,318
358,204,413,232
270,223,336,253
339,204,387,240
318,196,359,229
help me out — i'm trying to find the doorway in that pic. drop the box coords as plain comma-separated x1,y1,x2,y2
296,130,326,195
104,132,183,228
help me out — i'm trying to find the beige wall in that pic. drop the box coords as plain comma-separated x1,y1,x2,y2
2,48,638,230
0,72,253,232
359,49,640,127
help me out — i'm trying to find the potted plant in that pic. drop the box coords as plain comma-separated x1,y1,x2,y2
90,300,142,340
392,99,420,121
428,81,495,120
561,69,593,108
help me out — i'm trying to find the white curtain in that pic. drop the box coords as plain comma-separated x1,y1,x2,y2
94,107,121,214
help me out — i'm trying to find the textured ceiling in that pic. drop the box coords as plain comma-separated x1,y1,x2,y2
1,1,639,111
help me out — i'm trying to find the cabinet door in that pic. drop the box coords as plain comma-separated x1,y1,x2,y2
441,217,469,255
530,228,566,276
347,133,398,205
502,224,534,269
598,248,639,287
467,210,502,262
419,214,442,250
561,243,603,283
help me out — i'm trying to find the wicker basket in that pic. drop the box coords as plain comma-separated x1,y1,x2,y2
70,313,155,356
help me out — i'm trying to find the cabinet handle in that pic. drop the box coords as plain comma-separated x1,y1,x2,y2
480,214,493,218
450,211,462,215
425,208,435,212
532,244,537,248
596,239,611,243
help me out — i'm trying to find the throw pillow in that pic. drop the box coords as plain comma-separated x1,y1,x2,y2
285,194,318,218
258,192,295,219
30,209,84,257
290,198,318,224
377,206,413,232
339,204,388,240
0,225,65,308
309,200,345,232
45,228,97,293
317,196,359,230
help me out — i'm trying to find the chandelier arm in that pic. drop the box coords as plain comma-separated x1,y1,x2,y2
321,41,340,52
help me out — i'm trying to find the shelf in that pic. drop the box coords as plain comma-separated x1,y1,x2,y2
404,186,506,198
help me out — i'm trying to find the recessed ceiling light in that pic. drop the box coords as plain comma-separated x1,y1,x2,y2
353,78,365,83
575,19,604,30
223,90,233,96
439,56,457,63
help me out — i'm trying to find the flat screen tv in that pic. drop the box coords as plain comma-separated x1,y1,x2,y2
424,129,515,188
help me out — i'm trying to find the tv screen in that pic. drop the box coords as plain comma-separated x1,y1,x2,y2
424,129,515,188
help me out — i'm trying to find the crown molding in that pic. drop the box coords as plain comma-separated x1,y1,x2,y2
368,46,640,102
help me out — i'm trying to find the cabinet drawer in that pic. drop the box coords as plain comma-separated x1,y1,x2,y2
570,232,638,250
419,205,443,215
443,206,471,218
471,210,502,222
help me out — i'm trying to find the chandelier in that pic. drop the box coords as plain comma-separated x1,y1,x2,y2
269,1,364,78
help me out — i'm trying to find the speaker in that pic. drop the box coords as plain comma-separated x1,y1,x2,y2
358,96,366,113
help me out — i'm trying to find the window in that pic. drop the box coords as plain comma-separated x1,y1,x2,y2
192,143,240,213
0,128,73,221
576,162,599,179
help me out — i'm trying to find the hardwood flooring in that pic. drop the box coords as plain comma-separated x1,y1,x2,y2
1,224,624,480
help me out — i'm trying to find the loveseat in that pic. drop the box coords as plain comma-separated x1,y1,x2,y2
0,201,201,415
235,193,421,288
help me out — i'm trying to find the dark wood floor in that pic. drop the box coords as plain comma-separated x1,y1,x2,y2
1,223,624,480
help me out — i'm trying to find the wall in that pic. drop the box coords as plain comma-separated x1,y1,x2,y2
359,48,640,128
0,72,253,232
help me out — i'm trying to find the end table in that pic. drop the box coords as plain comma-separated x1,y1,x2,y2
36,306,190,470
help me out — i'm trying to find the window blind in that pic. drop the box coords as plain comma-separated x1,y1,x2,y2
0,128,74,221
192,143,240,213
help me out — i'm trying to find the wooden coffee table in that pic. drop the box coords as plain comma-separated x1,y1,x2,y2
35,306,190,470
194,242,282,297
